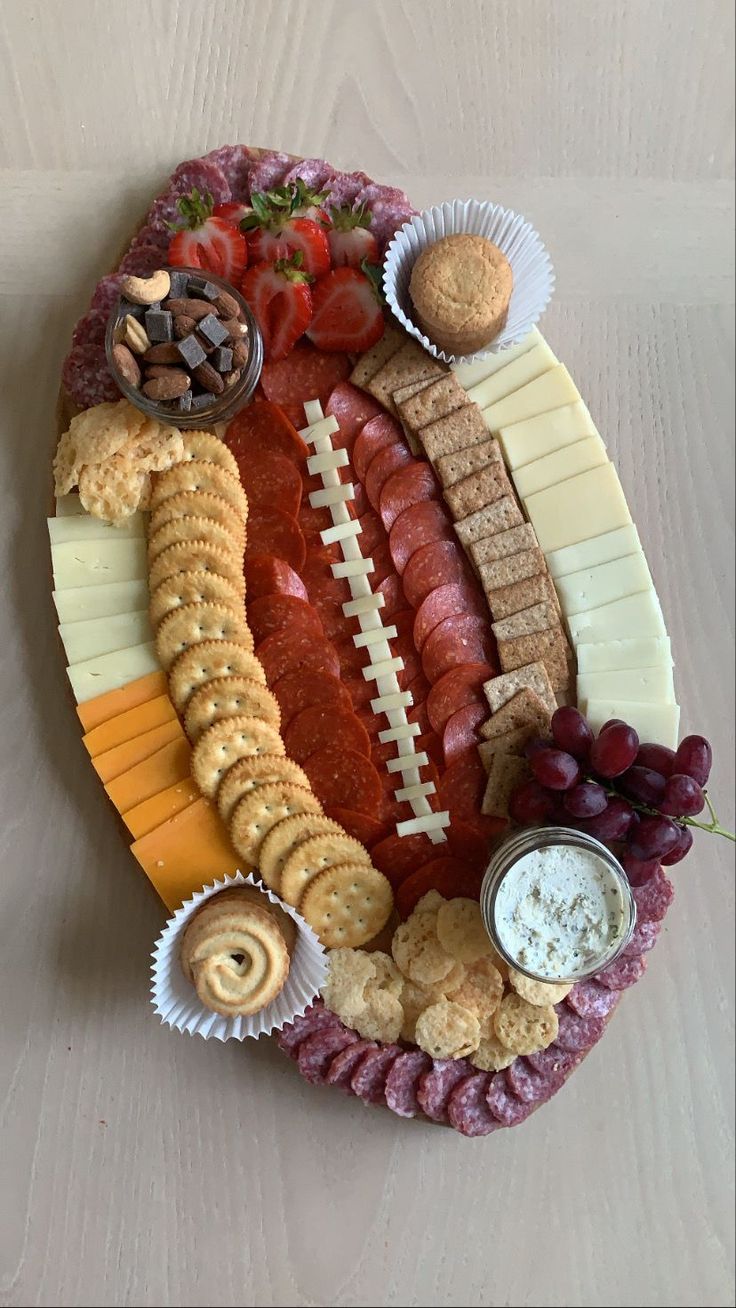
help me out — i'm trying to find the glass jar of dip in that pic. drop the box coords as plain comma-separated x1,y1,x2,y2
480,826,636,985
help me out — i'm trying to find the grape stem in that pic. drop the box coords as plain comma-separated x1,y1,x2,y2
597,781,735,843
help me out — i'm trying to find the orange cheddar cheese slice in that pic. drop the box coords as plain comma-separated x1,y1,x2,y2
82,694,178,758
93,719,184,784
77,671,168,733
122,777,200,840
105,738,191,814
130,797,240,910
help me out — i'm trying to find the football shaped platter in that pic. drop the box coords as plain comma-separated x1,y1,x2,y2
49,145,731,1137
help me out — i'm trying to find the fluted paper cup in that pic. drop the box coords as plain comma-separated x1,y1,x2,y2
383,198,555,364
151,870,327,1041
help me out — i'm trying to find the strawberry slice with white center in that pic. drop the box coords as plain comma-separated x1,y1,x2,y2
168,188,247,282
324,203,379,267
241,252,313,362
214,200,252,226
306,263,386,353
242,188,331,277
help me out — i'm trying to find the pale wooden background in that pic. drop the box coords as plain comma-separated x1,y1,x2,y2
0,3,733,1306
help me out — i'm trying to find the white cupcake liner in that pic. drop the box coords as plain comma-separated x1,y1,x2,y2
150,870,327,1041
383,198,555,364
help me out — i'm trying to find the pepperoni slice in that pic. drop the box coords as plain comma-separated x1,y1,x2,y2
365,443,414,512
385,1051,432,1118
247,594,323,645
335,639,370,684
260,343,351,427
388,501,454,575
236,449,302,517
350,1046,402,1104
437,751,487,822
391,608,422,685
427,662,493,735
353,414,404,482
244,554,308,602
325,1039,378,1090
596,953,647,990
565,981,620,1020
276,1002,341,1058
368,540,394,585
284,704,371,764
379,462,439,531
256,630,340,685
506,1056,565,1105
325,382,385,450
422,617,496,684
297,1027,358,1084
375,574,406,619
301,548,351,608
245,508,306,572
417,1058,472,1123
447,1072,500,1136
370,832,438,888
323,807,389,848
304,747,383,814
554,1006,606,1052
225,400,309,465
485,1072,535,1126
338,674,376,712
396,858,482,918
442,702,487,766
447,819,496,874
273,669,352,727
297,499,334,548
354,508,385,556
413,581,487,652
402,540,470,609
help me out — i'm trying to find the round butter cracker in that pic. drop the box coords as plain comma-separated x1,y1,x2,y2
191,714,284,799
168,639,266,713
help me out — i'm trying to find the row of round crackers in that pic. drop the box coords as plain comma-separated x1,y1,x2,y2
145,433,394,950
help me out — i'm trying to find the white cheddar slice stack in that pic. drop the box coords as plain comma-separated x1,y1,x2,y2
512,433,608,500
465,338,558,410
67,643,159,702
452,327,543,389
59,609,153,665
498,401,598,470
482,365,581,433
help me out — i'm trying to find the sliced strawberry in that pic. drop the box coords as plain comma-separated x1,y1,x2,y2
261,177,328,221
241,253,313,362
324,203,379,267
242,190,331,277
168,188,247,282
306,265,385,353
214,200,252,226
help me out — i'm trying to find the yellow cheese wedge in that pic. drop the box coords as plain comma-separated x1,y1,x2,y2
122,777,200,840
105,738,191,814
130,797,240,910
82,694,178,758
76,671,169,732
93,719,185,784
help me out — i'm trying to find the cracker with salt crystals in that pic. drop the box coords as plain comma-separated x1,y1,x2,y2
436,438,503,488
469,523,538,567
419,404,488,461
486,572,560,622
392,913,455,986
444,956,504,1027
481,687,552,742
444,461,513,521
180,430,239,477
397,374,467,429
493,992,559,1055
78,457,148,524
150,460,248,519
414,998,481,1059
350,323,406,388
470,1033,517,1072
481,751,530,818
492,601,560,642
484,662,557,717
321,947,376,1026
436,898,493,964
508,967,572,1007
300,862,394,950
454,496,523,546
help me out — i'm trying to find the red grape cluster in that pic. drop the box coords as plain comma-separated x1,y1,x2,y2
509,708,714,884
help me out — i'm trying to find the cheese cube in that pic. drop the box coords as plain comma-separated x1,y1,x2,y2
567,590,667,644
545,524,642,580
585,700,681,749
576,636,673,674
482,365,581,433
513,434,608,500
525,462,632,554
555,550,652,616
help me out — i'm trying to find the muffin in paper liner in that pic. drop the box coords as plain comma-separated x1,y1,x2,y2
383,198,555,364
151,870,327,1041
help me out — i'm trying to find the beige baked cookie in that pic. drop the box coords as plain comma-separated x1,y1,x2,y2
409,234,513,356
180,889,290,1017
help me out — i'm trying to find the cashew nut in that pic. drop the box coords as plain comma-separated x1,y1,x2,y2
120,268,171,305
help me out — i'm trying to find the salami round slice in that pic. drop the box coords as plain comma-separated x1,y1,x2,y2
284,704,371,764
71,308,108,349
447,1072,500,1136
526,1045,582,1078
62,342,119,408
282,157,335,191
203,144,254,199
325,1039,378,1090
304,747,383,815
323,170,372,209
389,502,454,575
146,158,231,232
353,414,404,482
273,669,352,727
226,400,309,465
402,540,470,610
297,1026,358,1084
442,703,487,767
125,223,171,255
256,630,340,685
413,581,487,652
325,382,384,449
485,1072,535,1127
350,1045,402,1104
416,1058,472,1123
379,462,439,531
276,1002,342,1058
554,1006,606,1053
506,1056,565,1105
396,858,481,919
89,273,125,315
427,662,493,735
354,181,417,252
237,449,302,517
323,807,389,849
365,443,414,512
596,953,647,990
245,508,306,572
385,1051,432,1118
247,150,293,196
422,617,495,684
370,832,438,887
565,980,621,1020
623,918,661,956
261,343,351,425
354,508,385,556
118,243,169,277
437,752,487,823
632,866,675,922
244,554,308,602
247,594,323,645
376,575,407,620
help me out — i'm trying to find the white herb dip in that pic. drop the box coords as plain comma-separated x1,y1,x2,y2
493,844,626,980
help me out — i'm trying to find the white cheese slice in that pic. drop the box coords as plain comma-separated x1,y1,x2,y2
299,414,339,443
577,636,673,674
555,550,652,616
482,365,581,433
55,494,86,516
498,401,598,470
51,538,147,589
513,434,608,500
546,524,642,580
452,328,542,389
394,780,437,802
397,812,451,837
354,625,398,648
525,462,631,554
466,339,558,410
584,699,681,749
309,484,355,509
386,751,430,773
67,642,159,703
53,578,149,623
48,513,145,543
332,558,374,579
578,665,676,707
343,594,384,618
303,399,325,426
59,610,153,665
371,690,413,713
362,656,405,682
320,519,362,547
306,448,349,475
378,722,421,744
568,590,667,644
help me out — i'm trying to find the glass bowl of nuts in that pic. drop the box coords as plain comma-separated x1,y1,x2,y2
105,265,263,429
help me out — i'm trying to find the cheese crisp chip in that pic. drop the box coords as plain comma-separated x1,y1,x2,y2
122,419,184,472
508,968,572,1007
415,999,481,1060
355,989,404,1043
78,457,148,525
392,914,455,987
364,951,403,999
321,947,376,1026
444,956,504,1027
436,898,493,964
399,978,444,1042
493,993,559,1055
470,1033,517,1072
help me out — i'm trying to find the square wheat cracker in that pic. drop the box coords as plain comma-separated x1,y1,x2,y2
436,438,503,488
397,375,468,430
419,406,489,461
480,687,552,741
444,462,513,521
479,547,546,592
497,628,572,692
469,523,538,567
367,342,445,414
484,662,557,716
482,752,530,817
485,572,559,621
492,600,560,642
454,497,523,547
478,728,535,769
350,324,406,388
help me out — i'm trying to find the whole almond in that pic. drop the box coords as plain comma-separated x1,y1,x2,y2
144,342,181,364
224,368,242,388
193,361,225,395
220,317,242,338
163,297,212,320
112,342,141,388
231,339,248,368
214,290,240,319
146,365,191,384
174,315,197,340
142,373,191,401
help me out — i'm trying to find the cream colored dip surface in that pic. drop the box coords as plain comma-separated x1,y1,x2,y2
493,844,626,979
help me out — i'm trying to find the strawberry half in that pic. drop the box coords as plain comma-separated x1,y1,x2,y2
168,189,247,283
241,252,313,361
241,189,331,277
306,264,385,353
214,200,252,226
323,203,378,267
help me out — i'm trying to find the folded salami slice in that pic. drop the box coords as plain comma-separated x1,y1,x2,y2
247,594,323,645
379,463,439,532
284,704,371,764
256,630,341,685
353,414,404,482
389,502,454,575
427,662,494,735
298,1027,359,1084
62,342,119,409
623,919,661,957
203,143,254,199
244,555,309,603
365,444,415,512
282,157,335,191
277,1002,342,1059
350,1046,402,1104
402,540,471,609
485,1072,535,1127
326,1039,379,1091
448,1072,501,1136
146,158,231,232
325,382,385,449
89,273,126,315
506,1056,565,1105
304,747,383,815
417,1058,473,1123
554,1006,606,1052
245,508,306,572
247,150,293,195
119,243,169,277
385,1051,433,1118
421,616,495,685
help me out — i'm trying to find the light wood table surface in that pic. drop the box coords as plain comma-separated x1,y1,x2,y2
1,3,734,1306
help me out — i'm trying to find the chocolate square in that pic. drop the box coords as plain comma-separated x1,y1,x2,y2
197,313,230,347
169,389,193,413
190,391,216,411
168,270,190,299
175,334,207,369
144,309,173,342
211,346,233,372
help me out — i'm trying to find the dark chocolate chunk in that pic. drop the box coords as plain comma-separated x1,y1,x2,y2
196,280,220,302
170,389,193,413
176,334,208,369
144,309,173,342
211,346,233,372
168,270,190,299
197,313,230,348
190,391,216,412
